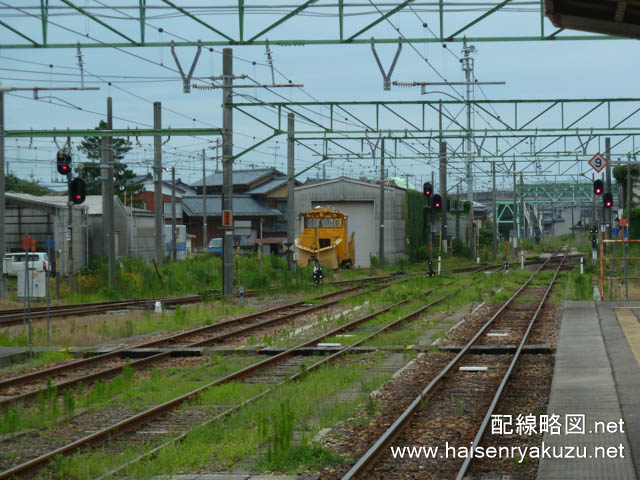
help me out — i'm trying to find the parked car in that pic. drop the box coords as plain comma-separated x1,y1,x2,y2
207,238,223,255
3,252,50,277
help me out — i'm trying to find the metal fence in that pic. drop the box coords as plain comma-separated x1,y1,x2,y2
600,239,640,301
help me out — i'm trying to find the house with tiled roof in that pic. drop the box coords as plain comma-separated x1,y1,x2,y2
185,168,300,251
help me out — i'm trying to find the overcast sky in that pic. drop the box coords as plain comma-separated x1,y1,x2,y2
1,2,638,193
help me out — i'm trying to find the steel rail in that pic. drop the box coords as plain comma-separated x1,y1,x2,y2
0,296,199,316
341,247,565,479
0,274,400,326
97,284,457,479
0,284,376,406
0,295,202,326
0,280,454,479
0,284,366,391
455,251,567,479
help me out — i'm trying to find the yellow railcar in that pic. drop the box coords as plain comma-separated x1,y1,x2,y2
295,207,355,269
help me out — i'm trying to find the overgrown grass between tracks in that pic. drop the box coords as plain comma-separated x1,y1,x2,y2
0,302,258,348
44,355,386,478
0,356,261,436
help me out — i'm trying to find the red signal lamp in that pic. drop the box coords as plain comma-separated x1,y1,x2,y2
433,193,442,210
594,179,604,196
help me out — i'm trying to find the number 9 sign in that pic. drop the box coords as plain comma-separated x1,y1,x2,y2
588,152,608,173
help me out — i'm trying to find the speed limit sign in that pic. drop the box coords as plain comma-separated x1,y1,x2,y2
588,152,608,173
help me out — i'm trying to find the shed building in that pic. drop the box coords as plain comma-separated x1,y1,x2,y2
4,193,88,275
294,178,407,267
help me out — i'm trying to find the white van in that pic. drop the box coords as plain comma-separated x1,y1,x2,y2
3,253,50,277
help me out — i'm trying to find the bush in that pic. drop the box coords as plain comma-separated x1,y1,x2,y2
69,252,305,299
452,237,470,257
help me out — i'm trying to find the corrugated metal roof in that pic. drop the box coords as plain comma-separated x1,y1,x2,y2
190,168,281,187
5,193,121,215
245,177,287,195
182,195,281,216
295,176,405,192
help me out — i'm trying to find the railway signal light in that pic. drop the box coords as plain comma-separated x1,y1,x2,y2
423,182,432,197
433,194,442,210
594,179,603,196
69,177,86,205
603,192,613,209
56,150,71,176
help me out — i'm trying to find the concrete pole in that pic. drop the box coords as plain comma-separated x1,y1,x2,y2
202,149,207,250
520,173,525,241
439,140,447,252
591,172,596,228
512,161,517,254
222,48,234,296
456,183,460,240
105,97,116,286
68,196,74,293
605,137,612,238
287,113,295,272
492,162,498,259
0,91,6,299
171,167,177,261
153,102,163,266
627,155,632,238
462,40,474,202
379,139,385,266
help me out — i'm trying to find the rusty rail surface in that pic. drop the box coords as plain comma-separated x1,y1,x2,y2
341,248,566,479
0,278,454,479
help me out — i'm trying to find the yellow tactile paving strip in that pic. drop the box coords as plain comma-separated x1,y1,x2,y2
615,309,640,368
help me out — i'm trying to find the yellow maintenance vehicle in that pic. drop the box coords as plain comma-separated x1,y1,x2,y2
295,207,355,269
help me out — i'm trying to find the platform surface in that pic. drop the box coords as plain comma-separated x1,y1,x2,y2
537,301,638,479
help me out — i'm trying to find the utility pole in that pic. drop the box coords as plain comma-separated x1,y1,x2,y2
105,97,116,287
202,148,207,250
68,189,74,293
439,140,447,252
605,137,612,239
520,173,525,241
379,139,385,266
456,183,461,240
461,40,475,202
222,48,234,297
591,172,596,228
627,155,632,238
0,91,5,299
153,102,163,266
513,161,517,255
171,167,177,261
492,162,498,259
287,113,295,272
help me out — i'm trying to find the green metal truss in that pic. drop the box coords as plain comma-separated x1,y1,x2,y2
0,1,621,49
517,182,618,204
232,98,640,175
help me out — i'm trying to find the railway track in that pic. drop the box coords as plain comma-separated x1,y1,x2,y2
0,295,203,327
340,248,567,479
0,277,459,479
451,253,576,274
0,278,398,407
0,273,413,327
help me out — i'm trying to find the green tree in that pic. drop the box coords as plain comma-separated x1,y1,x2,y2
5,173,50,196
78,121,142,199
479,219,494,246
